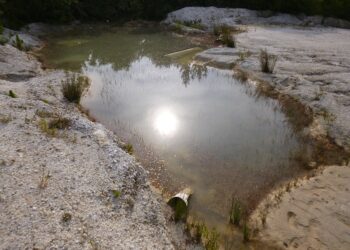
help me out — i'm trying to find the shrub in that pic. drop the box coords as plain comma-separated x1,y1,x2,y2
8,90,17,98
61,75,89,103
259,49,278,73
13,34,24,51
214,25,236,48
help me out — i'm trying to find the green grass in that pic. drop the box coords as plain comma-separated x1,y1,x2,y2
38,119,57,137
13,34,24,51
111,189,121,199
229,199,242,226
62,75,89,103
260,49,278,73
8,90,17,98
205,228,220,250
122,143,134,155
243,223,250,243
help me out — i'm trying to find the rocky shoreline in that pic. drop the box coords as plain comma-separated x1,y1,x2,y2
0,44,177,248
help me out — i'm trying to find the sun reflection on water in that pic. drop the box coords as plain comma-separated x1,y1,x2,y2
154,108,179,137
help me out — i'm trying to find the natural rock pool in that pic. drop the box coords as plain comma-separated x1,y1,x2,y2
41,24,312,235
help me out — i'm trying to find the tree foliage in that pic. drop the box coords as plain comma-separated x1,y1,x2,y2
1,0,349,26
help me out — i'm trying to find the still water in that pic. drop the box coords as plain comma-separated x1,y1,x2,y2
41,24,305,235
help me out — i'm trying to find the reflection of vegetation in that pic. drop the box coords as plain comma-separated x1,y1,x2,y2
180,64,208,86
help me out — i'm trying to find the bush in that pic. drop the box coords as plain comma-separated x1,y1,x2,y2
259,49,277,73
61,75,89,103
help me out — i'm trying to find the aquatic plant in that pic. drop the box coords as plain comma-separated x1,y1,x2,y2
205,228,220,250
229,198,242,226
8,90,17,98
243,223,250,242
259,49,277,73
61,75,89,103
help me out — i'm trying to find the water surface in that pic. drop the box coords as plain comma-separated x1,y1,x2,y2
41,25,306,236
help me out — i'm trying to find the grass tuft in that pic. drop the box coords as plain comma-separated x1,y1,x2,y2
122,143,134,155
39,119,56,137
62,75,89,103
111,189,121,199
243,223,250,243
13,35,25,51
62,212,72,223
48,117,70,130
213,25,236,48
260,49,277,73
229,198,242,226
8,90,17,98
39,171,51,189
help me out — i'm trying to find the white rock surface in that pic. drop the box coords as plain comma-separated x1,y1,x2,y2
164,7,350,29
0,44,175,249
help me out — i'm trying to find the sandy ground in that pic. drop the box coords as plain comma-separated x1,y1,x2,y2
0,44,178,249
250,165,350,250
